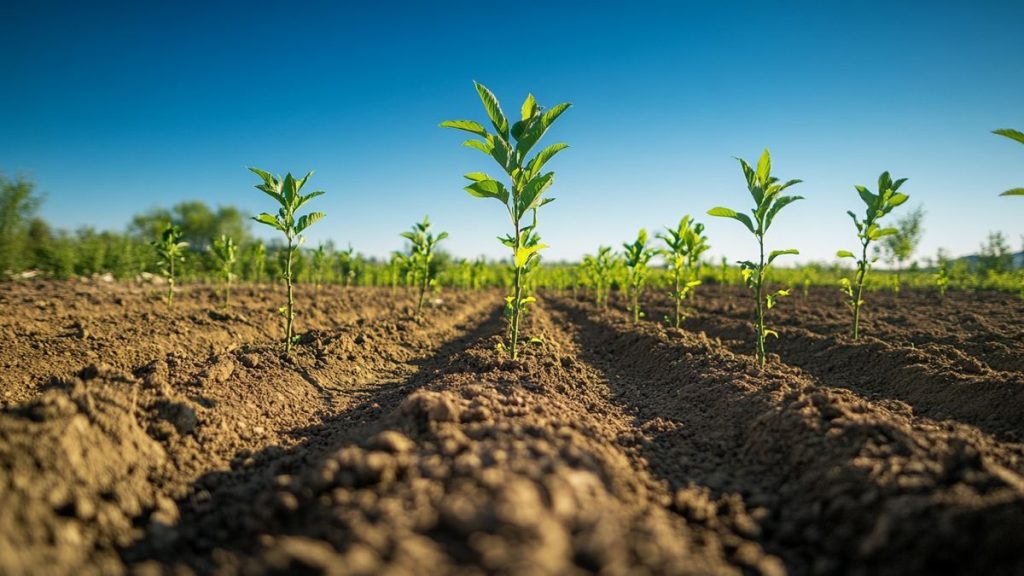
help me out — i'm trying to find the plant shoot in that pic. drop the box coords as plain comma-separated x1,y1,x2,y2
441,81,571,359
249,168,326,354
708,149,803,368
837,171,909,339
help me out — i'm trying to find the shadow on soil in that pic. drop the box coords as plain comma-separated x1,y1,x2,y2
544,296,1024,576
120,303,506,571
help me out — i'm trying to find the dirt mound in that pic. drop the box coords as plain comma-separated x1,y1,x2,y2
549,296,1024,575
0,367,173,576
213,379,781,575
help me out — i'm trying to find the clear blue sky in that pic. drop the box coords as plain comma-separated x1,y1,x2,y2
2,1,1022,263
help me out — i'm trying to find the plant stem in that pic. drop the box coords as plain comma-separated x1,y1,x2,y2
511,262,523,359
673,267,682,329
285,237,294,354
852,240,869,339
755,235,766,369
168,258,174,306
632,278,640,324
416,260,427,316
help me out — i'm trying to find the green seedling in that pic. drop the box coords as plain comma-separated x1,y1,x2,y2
935,251,949,298
708,149,803,368
658,216,710,328
837,171,909,339
993,129,1024,196
251,242,266,284
388,251,407,293
311,243,328,292
152,224,188,306
337,245,363,288
441,81,571,359
622,229,656,324
210,234,238,307
580,246,616,308
249,168,325,354
401,215,449,316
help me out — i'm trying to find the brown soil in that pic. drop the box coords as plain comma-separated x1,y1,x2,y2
1,282,1022,575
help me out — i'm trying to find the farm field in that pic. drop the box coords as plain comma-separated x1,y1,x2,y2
1,281,1022,575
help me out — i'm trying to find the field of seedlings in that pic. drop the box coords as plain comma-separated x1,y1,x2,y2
0,277,1022,575
4,13,1024,570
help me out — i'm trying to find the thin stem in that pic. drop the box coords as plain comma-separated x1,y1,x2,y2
632,277,640,324
285,237,294,354
416,260,427,316
510,220,523,360
674,267,682,329
755,234,766,369
168,256,176,306
853,239,869,339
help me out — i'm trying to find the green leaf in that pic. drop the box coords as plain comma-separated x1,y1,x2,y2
541,102,571,128
764,195,804,231
296,190,325,209
253,213,282,230
248,167,276,185
295,211,325,233
464,179,510,204
439,119,489,137
887,192,909,207
870,226,899,240
473,81,509,138
755,149,771,184
518,172,553,216
521,93,536,121
767,248,798,265
707,207,755,234
855,185,876,209
527,143,568,178
489,137,514,171
463,138,493,155
1000,188,1024,196
836,250,856,259
993,128,1024,145
514,243,548,268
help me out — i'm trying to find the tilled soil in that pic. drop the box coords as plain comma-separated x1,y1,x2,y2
1,282,1022,575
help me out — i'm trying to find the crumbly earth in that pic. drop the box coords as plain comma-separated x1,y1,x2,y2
0,281,1021,575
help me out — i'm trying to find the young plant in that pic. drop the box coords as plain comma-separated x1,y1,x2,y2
708,149,803,369
441,81,571,359
337,245,358,287
718,256,730,288
250,242,266,284
249,168,325,354
622,229,656,324
400,215,449,316
658,216,710,328
580,246,616,308
210,234,238,307
934,250,949,298
993,129,1024,197
311,243,328,292
388,251,407,293
151,224,188,306
836,171,909,339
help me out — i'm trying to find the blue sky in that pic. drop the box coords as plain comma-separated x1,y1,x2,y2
2,1,1022,263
